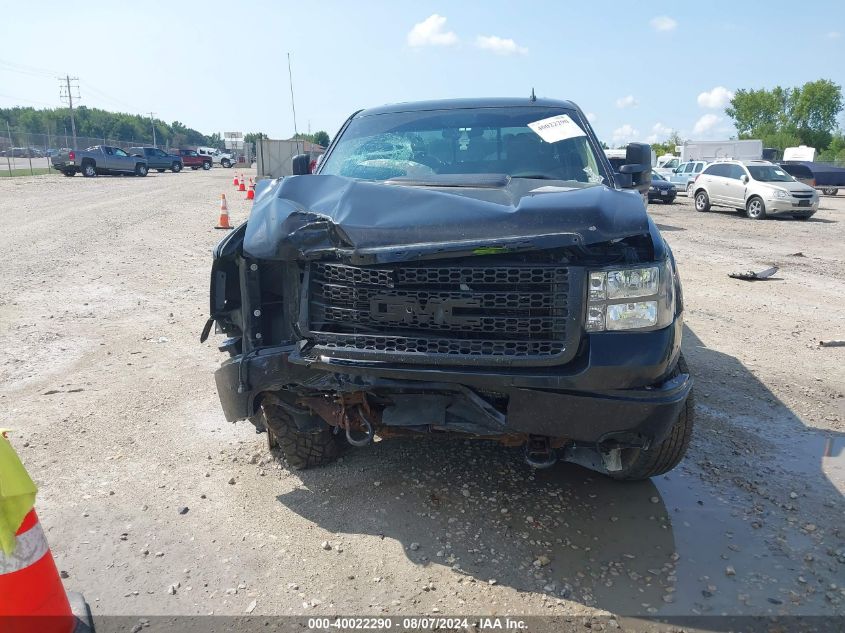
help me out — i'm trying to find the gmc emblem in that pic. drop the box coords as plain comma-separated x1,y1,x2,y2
370,295,480,326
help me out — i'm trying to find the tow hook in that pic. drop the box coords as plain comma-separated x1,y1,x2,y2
345,406,375,447
524,435,557,469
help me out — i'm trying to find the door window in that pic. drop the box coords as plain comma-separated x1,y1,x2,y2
727,164,747,180
113,148,128,157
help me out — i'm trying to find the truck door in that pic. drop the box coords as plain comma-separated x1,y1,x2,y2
101,146,118,170
112,147,132,170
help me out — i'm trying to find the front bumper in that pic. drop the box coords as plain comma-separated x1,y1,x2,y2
214,321,691,446
765,198,818,214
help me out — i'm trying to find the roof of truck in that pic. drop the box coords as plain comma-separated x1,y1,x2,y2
356,97,580,117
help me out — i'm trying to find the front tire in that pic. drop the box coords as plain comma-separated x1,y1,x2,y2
746,196,766,220
202,161,212,170
260,401,343,470
172,162,182,173
221,158,232,168
609,355,694,481
135,163,148,177
694,190,710,212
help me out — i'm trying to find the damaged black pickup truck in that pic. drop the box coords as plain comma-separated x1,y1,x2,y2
203,98,693,480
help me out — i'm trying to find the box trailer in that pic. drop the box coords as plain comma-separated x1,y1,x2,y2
680,139,762,162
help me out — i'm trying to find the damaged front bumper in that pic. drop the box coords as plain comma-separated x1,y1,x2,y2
214,320,691,448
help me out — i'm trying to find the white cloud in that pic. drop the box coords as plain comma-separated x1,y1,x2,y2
650,16,678,32
407,14,458,47
697,86,735,109
586,112,597,123
827,31,841,39
616,95,638,109
693,113,722,135
612,124,640,145
646,122,673,143
475,35,528,55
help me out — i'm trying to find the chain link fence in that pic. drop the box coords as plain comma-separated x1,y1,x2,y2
1,128,254,176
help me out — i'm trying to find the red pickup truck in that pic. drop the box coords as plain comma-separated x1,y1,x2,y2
174,149,212,170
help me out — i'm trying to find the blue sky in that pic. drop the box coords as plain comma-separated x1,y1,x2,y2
1,1,844,146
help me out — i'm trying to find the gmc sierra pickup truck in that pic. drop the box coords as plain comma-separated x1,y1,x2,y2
204,97,693,481
51,145,148,177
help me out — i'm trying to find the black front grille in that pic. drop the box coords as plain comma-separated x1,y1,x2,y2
303,261,580,365
791,192,814,199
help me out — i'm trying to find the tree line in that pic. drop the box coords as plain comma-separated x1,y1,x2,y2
646,79,845,163
0,106,222,149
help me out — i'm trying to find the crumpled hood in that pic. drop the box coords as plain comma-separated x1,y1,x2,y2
244,175,650,263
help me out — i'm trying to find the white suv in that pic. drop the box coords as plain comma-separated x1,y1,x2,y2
196,146,235,168
692,160,818,220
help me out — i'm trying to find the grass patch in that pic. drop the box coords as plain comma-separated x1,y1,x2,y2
0,168,55,177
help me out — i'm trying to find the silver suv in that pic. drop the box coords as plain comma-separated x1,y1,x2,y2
692,160,818,220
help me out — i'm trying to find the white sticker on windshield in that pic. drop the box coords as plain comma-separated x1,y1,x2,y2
527,114,586,143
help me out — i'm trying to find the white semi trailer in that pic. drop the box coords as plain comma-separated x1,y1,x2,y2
680,139,762,162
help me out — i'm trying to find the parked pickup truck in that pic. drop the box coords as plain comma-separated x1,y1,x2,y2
173,148,212,170
197,146,235,168
204,97,693,482
51,146,149,177
129,147,183,173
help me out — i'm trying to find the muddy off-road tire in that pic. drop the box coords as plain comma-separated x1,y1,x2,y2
609,355,694,481
260,401,344,470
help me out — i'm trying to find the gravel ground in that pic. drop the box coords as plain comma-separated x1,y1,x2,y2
0,170,842,625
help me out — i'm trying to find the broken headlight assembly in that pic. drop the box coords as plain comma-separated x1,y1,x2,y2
585,262,674,332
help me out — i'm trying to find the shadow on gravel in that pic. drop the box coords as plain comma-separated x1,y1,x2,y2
274,326,844,622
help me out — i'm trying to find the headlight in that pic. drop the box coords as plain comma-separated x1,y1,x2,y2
772,189,789,199
585,263,675,332
649,186,656,191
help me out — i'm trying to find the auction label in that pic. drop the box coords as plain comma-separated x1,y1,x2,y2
527,113,586,143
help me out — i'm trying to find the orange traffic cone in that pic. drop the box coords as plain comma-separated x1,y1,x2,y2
0,509,76,633
238,177,246,192
233,174,239,187
246,178,255,200
216,194,233,230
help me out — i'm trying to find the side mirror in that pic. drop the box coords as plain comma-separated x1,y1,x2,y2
618,142,652,189
292,153,311,175
740,174,749,184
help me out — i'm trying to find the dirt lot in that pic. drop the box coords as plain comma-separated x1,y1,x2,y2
0,169,843,625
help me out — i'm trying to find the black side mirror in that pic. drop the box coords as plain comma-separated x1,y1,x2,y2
618,142,652,189
292,154,311,175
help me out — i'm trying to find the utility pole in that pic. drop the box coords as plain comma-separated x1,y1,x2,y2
287,53,300,153
5,120,12,175
148,112,157,147
59,75,80,149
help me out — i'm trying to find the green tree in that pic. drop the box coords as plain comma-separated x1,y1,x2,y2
725,80,843,151
312,130,330,147
244,132,268,146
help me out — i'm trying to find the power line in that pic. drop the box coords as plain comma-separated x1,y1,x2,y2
0,58,58,78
